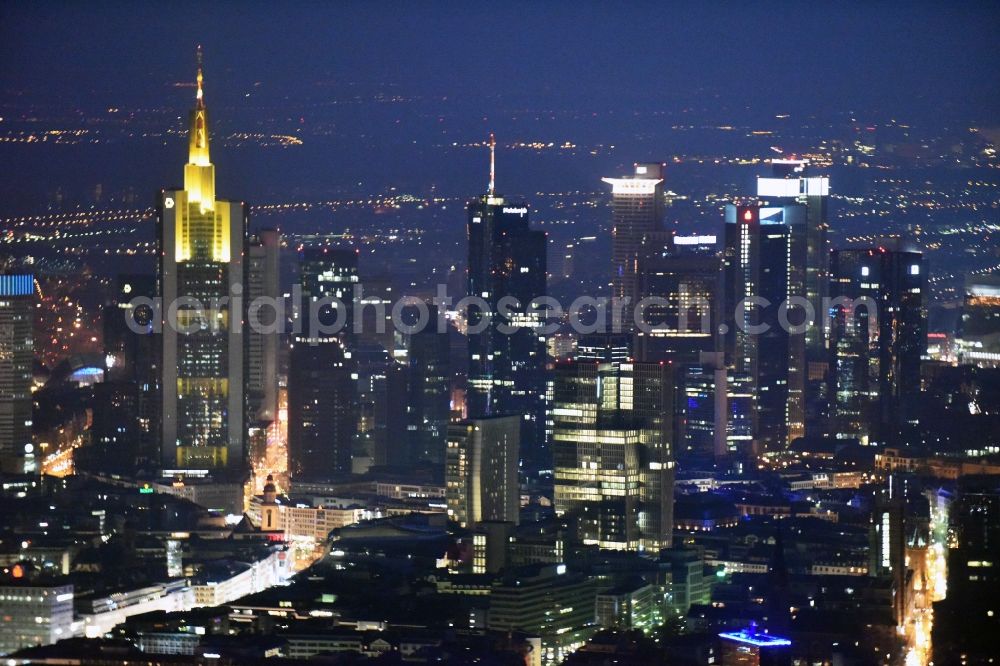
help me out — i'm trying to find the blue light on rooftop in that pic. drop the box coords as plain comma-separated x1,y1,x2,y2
0,274,34,297
719,628,792,648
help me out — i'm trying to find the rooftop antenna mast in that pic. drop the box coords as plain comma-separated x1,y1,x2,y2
488,132,496,196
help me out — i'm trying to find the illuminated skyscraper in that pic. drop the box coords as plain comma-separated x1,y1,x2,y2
159,50,246,472
723,203,807,453
756,159,830,354
603,163,665,303
551,361,675,552
634,241,721,364
0,274,34,473
829,245,926,445
757,159,831,438
466,135,547,473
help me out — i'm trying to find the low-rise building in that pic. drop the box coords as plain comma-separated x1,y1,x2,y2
0,580,75,655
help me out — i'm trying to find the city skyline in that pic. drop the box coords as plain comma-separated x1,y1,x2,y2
0,4,998,665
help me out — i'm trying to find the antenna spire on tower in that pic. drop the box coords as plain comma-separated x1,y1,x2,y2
195,45,205,109
488,132,496,196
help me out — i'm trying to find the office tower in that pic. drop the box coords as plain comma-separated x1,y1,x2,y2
246,229,280,424
828,246,926,445
158,51,246,472
288,246,362,479
634,245,722,364
466,135,547,472
85,382,142,475
551,361,675,552
446,415,520,528
758,159,831,442
594,579,656,632
488,565,598,664
575,333,630,364
756,159,830,353
246,231,279,476
661,547,712,615
933,479,1000,664
956,273,1000,368
603,163,665,303
104,274,157,383
723,203,807,454
0,273,34,474
93,275,158,476
407,311,451,465
355,274,394,353
352,343,408,468
678,352,754,463
297,246,358,339
562,235,599,287
287,337,358,480
870,483,907,626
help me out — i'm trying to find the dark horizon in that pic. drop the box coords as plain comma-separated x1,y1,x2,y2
2,1,998,120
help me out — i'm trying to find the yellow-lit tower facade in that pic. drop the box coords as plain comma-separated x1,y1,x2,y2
159,48,246,473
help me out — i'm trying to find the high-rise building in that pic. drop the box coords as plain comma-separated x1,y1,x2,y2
288,246,362,479
723,203,807,453
352,343,407,468
446,415,520,528
757,159,831,440
551,361,675,552
634,245,721,365
756,159,830,354
287,337,358,480
603,163,665,303
678,352,754,463
466,135,547,473
297,247,358,339
932,478,1000,664
828,246,926,445
869,483,907,626
354,274,394,354
84,274,159,475
407,311,451,465
158,51,246,473
246,229,280,424
0,274,34,474
575,334,630,364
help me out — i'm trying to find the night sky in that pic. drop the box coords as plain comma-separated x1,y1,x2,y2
0,2,997,220
2,1,997,117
